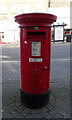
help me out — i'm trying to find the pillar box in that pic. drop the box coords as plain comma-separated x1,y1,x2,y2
15,13,57,108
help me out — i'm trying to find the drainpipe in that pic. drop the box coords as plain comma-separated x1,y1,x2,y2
48,0,51,8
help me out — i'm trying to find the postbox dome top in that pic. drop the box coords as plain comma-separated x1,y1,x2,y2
15,13,57,27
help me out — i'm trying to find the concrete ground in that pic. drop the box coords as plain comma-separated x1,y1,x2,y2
1,42,71,119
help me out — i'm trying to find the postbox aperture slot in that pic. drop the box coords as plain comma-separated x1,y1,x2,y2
27,32,46,38
27,32,46,36
32,41,41,56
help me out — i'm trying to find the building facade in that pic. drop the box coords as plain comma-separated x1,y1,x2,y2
0,0,71,43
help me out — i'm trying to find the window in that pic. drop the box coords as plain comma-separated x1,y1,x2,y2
36,4,43,12
11,5,21,13
23,4,31,13
0,5,8,14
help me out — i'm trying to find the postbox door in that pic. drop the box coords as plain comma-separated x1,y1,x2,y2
21,30,51,94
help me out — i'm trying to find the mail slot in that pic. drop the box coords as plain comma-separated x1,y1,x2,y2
15,13,57,108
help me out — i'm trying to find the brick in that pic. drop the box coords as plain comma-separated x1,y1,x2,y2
34,114,43,118
54,114,63,118
2,111,13,118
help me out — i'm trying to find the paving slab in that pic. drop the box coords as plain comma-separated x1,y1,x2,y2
1,43,71,119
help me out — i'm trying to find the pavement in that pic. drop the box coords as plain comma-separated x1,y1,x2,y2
0,42,71,120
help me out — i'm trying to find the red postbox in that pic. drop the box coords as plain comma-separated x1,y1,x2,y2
15,13,57,108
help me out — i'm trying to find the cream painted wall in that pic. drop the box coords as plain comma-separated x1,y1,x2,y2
48,7,70,28
70,1,72,29
0,0,71,43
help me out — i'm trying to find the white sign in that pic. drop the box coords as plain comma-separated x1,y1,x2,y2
29,58,43,62
32,41,41,56
55,26,63,41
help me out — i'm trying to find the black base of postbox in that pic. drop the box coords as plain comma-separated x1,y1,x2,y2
20,89,50,109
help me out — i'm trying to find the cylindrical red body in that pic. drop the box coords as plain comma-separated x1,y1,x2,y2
15,13,57,108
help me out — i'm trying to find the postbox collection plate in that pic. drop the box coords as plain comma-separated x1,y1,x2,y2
32,41,41,56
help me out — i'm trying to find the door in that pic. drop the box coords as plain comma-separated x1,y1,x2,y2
21,30,50,94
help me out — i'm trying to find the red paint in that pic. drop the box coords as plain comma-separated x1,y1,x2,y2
65,31,70,35
0,32,6,44
15,13,57,94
